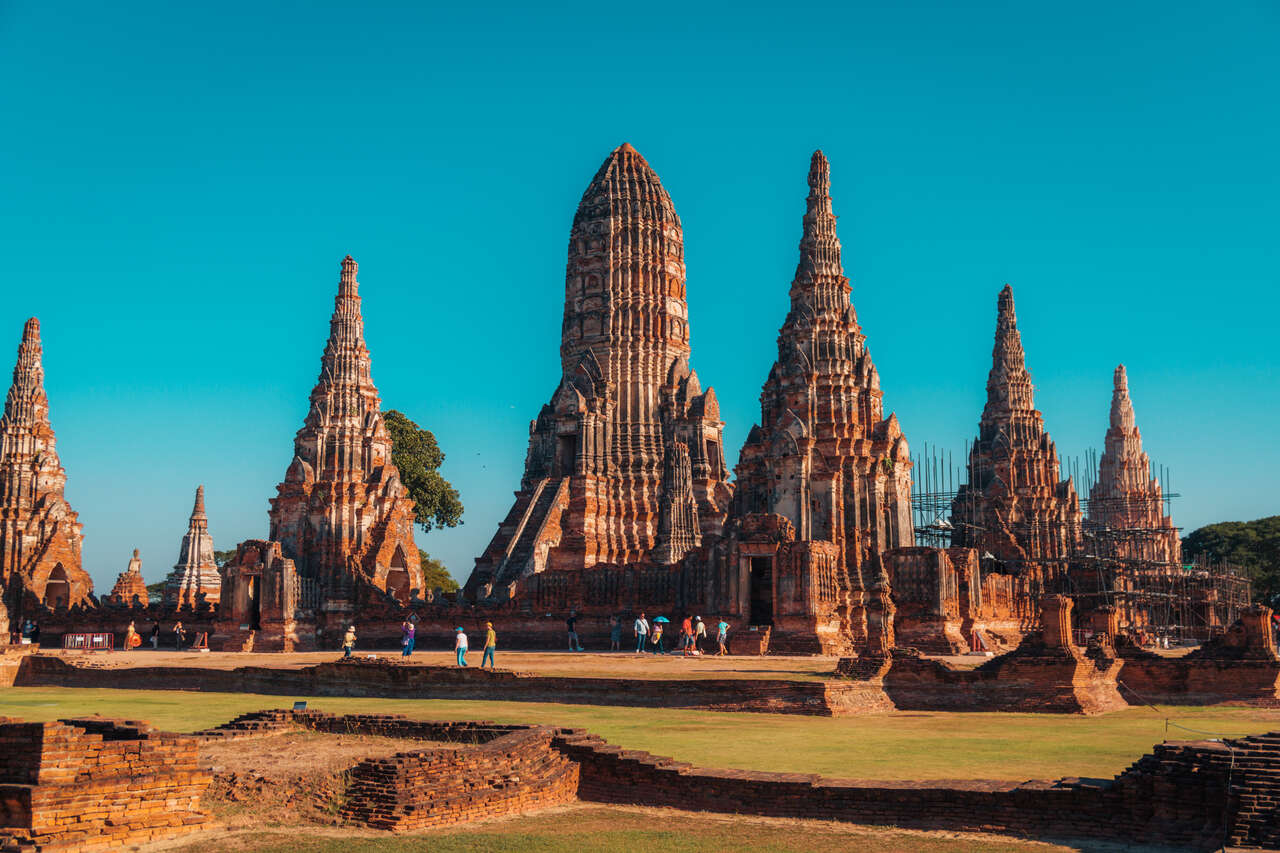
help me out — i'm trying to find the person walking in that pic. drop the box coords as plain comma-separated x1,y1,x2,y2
341,624,357,659
680,615,695,656
400,619,416,657
694,616,707,654
651,620,665,654
482,622,497,669
149,622,161,650
124,621,140,651
633,612,649,653
566,610,584,652
172,621,186,651
454,627,469,666
716,619,729,655
609,615,622,652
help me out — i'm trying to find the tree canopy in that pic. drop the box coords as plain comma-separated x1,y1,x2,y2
1182,516,1280,603
384,409,464,532
418,549,459,593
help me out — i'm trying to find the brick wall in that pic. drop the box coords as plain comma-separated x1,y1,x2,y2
0,717,211,852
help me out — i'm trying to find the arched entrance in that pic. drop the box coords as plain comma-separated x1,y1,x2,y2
43,565,70,609
385,546,411,604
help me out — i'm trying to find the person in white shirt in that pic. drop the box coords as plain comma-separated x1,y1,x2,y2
454,627,468,666
633,612,650,654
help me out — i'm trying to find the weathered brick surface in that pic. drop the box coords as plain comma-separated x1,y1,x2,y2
552,727,1278,850
0,717,211,852
197,710,577,831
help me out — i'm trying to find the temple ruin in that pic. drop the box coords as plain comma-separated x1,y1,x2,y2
467,143,731,595
729,151,910,654
0,318,92,623
163,485,222,607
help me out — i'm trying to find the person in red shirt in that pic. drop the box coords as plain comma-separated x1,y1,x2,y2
681,616,694,656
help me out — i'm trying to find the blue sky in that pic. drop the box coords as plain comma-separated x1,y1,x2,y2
1,1,1276,592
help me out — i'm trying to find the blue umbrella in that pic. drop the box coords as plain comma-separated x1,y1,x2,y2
653,616,669,623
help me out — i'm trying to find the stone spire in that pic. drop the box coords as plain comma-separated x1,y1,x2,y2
164,485,221,607
267,256,422,604
652,442,701,565
952,286,1081,581
468,144,730,592
981,285,1036,425
1089,366,1180,564
731,151,912,655
788,150,852,321
0,318,91,615
106,549,149,606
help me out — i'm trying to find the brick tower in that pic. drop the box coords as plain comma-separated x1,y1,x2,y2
951,286,1081,584
268,256,422,607
0,318,92,618
468,144,731,595
1088,365,1181,564
163,485,222,607
731,151,912,653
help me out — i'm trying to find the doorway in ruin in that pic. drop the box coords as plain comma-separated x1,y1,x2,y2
386,546,411,604
556,432,576,476
247,576,261,630
42,565,69,609
749,556,774,626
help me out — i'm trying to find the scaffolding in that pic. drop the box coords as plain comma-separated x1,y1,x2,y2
908,441,1252,638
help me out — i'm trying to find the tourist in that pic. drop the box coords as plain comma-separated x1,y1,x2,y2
400,619,416,657
341,623,357,659
694,616,706,653
173,620,186,650
124,621,140,651
716,618,729,655
633,612,649,653
454,627,468,666
28,622,39,646
680,615,694,656
651,620,665,654
566,610,584,652
482,622,496,669
609,614,621,652
149,622,161,650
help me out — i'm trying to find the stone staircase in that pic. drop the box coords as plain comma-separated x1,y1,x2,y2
495,477,567,583
1227,734,1280,848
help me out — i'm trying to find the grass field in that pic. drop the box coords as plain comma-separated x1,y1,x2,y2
3,685,1276,781
165,804,1104,853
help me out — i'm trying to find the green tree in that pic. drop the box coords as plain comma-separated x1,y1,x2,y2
212,549,237,567
1182,516,1280,603
384,409,464,532
418,550,459,593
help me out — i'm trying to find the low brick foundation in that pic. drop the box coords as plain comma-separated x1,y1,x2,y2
553,727,1278,850
2,706,1277,850
14,655,884,716
0,717,211,852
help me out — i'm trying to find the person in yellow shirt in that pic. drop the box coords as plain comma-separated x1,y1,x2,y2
482,622,497,669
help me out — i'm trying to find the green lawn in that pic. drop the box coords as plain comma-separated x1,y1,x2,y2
2,685,1275,781
169,805,1093,853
